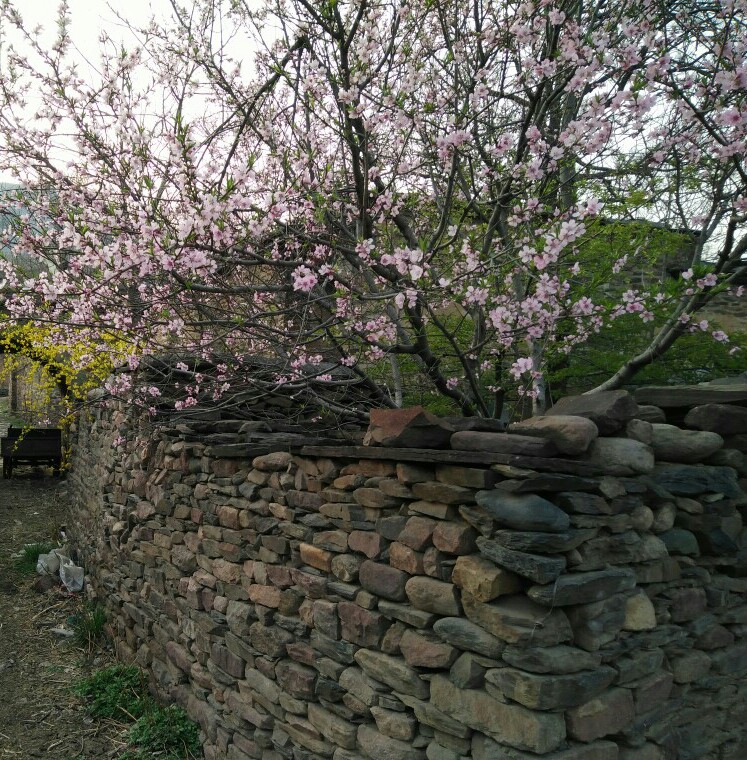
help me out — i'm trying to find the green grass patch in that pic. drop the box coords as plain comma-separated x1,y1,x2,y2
69,603,107,651
74,665,150,721
74,664,202,758
124,705,201,759
13,542,56,575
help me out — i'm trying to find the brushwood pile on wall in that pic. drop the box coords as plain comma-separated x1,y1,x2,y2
67,382,747,760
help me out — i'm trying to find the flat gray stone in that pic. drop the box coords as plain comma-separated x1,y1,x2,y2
430,675,566,753
650,423,723,463
433,617,506,658
490,528,596,554
547,390,639,435
650,464,742,497
485,664,617,710
635,384,747,408
508,415,599,455
493,473,599,493
353,650,429,699
586,437,655,475
475,492,570,532
404,576,461,616
554,492,613,515
659,528,700,556
452,431,559,457
462,593,573,647
472,734,619,760
477,537,566,584
502,645,602,674
527,568,637,606
685,403,747,435
357,725,426,760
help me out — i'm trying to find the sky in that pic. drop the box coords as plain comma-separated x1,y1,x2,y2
0,1,173,51
0,1,177,182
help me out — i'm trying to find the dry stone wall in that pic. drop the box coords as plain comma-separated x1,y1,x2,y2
67,387,747,760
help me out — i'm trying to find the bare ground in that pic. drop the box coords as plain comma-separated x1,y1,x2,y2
0,471,126,760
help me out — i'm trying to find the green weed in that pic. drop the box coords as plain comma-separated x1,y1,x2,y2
74,663,202,759
73,665,149,721
125,704,201,759
13,542,56,575
69,604,107,651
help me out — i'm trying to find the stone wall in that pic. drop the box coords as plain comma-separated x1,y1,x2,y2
66,387,747,760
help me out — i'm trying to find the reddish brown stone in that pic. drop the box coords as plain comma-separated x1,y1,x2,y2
356,460,397,477
436,465,499,489
216,506,240,529
452,555,521,602
338,601,389,647
252,451,293,471
397,516,437,550
423,546,452,581
353,488,402,509
248,584,281,608
397,462,435,484
212,459,241,477
399,629,458,668
211,643,245,678
334,474,367,490
313,600,340,639
291,568,327,598
389,542,425,574
212,559,241,584
405,576,461,616
411,481,475,505
432,522,477,555
266,565,294,588
348,530,385,558
365,406,454,448
286,641,317,666
299,543,333,573
359,560,409,601
276,659,317,699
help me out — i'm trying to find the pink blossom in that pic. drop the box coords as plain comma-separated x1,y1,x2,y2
292,265,318,292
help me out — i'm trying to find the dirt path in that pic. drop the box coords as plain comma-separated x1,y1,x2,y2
0,472,122,760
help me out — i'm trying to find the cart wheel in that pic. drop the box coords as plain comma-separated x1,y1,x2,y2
3,458,12,479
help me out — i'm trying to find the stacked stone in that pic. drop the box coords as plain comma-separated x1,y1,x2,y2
66,387,747,760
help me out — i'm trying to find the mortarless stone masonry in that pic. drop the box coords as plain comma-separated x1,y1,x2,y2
66,388,747,760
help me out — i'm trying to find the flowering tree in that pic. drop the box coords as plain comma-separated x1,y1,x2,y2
0,0,744,419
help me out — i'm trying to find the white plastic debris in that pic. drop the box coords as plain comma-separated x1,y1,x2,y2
36,549,63,576
36,547,85,592
59,556,85,592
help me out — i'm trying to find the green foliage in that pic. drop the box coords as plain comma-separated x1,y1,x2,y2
548,314,746,396
13,542,56,575
69,604,107,651
125,705,201,759
74,664,202,759
73,665,150,721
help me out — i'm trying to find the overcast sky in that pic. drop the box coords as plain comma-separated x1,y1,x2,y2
0,1,177,182
1,1,173,50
